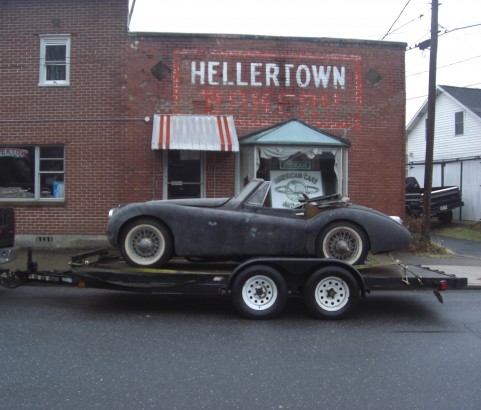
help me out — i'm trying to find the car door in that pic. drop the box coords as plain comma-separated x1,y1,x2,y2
172,205,243,257
240,204,308,257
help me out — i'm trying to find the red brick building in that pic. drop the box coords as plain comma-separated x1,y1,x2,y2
0,0,406,247
0,0,128,246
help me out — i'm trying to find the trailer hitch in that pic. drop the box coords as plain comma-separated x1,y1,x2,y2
0,248,38,288
0,270,24,289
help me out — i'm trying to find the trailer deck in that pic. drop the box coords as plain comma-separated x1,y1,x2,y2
0,248,468,319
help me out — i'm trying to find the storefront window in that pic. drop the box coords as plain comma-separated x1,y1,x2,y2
257,152,338,192
251,151,339,209
0,146,65,200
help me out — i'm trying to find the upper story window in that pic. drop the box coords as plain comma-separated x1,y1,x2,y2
0,146,65,201
454,111,464,135
39,35,71,86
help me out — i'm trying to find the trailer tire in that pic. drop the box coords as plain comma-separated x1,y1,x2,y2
318,222,368,265
232,265,287,319
304,266,359,319
120,218,173,268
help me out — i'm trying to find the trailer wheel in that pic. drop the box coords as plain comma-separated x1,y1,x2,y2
232,265,287,319
318,222,368,265
120,218,173,268
304,266,359,319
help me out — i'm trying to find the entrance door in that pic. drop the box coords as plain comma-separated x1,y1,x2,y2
166,150,203,199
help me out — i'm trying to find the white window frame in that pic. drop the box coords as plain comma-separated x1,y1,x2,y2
0,145,65,202
39,35,71,86
454,111,465,136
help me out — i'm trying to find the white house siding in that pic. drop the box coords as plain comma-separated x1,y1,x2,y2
459,160,481,221
434,94,481,160
406,119,427,163
407,94,481,163
407,91,481,221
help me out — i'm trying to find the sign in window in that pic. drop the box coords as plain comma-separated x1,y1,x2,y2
0,146,65,200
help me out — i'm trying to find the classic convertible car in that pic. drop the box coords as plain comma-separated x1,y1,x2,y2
106,179,411,268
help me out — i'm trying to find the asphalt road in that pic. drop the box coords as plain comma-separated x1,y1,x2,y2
1,286,481,410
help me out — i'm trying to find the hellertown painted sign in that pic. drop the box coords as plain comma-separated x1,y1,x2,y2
191,61,346,89
173,50,363,129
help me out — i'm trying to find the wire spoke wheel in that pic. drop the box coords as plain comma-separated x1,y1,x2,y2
127,224,164,261
121,219,172,268
319,222,368,265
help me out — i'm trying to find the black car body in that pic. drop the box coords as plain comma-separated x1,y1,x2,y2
107,179,411,268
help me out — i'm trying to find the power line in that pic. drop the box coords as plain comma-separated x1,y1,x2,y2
407,83,481,101
407,22,481,50
439,22,481,36
406,54,481,77
387,14,425,36
381,0,411,40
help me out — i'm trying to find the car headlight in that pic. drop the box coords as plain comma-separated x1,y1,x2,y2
108,208,115,218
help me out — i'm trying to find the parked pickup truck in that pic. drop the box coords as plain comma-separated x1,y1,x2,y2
0,206,17,264
405,177,464,223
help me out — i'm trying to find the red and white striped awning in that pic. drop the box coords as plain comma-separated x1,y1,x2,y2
151,115,239,152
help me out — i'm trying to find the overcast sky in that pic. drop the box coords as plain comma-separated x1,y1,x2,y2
128,0,481,123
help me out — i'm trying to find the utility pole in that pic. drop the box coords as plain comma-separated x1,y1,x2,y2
421,0,439,243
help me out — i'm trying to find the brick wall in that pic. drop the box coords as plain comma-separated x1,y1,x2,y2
126,34,406,215
0,0,128,236
1,1,406,240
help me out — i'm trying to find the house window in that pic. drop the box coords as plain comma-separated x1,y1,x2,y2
0,146,65,200
455,111,464,135
39,35,70,86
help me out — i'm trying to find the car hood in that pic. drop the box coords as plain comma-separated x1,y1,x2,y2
115,197,231,210
160,197,230,207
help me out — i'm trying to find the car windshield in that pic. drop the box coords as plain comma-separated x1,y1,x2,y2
246,181,271,206
232,180,265,204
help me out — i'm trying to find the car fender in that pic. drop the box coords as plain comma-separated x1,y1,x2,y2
305,205,411,254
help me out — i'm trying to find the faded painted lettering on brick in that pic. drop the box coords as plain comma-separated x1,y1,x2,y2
173,50,363,129
191,61,346,89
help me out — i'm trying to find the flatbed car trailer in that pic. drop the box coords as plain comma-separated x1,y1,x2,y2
0,248,468,319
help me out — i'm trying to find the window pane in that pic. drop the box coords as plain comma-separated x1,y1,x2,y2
40,159,64,172
455,111,464,135
46,65,66,81
46,45,66,62
40,174,65,198
40,146,64,158
0,147,35,198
